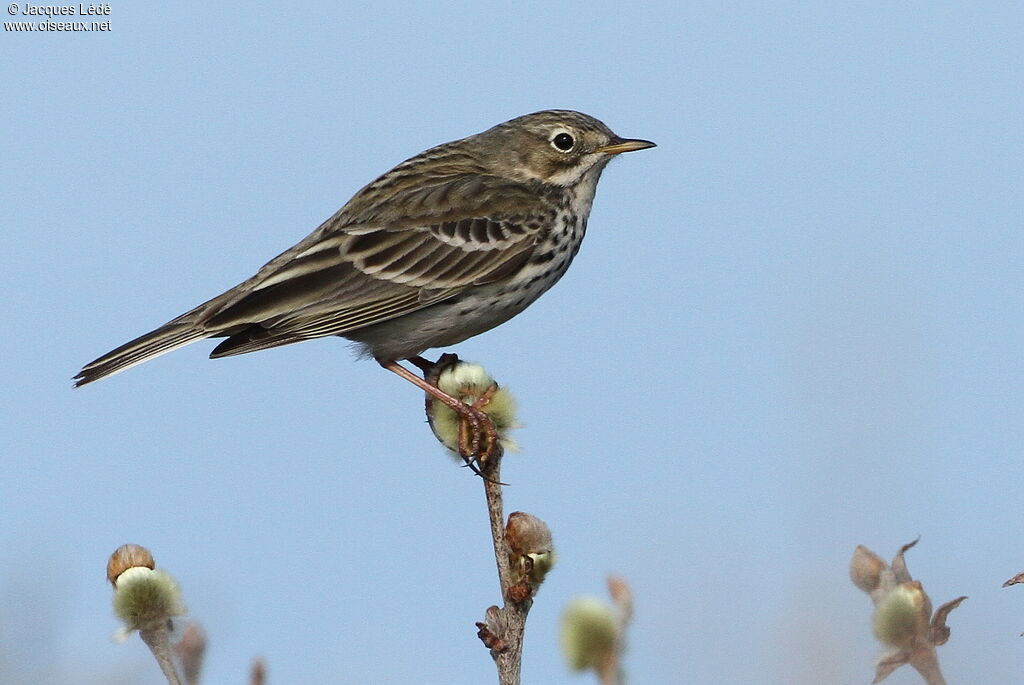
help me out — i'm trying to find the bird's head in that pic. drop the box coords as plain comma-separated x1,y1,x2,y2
473,110,655,187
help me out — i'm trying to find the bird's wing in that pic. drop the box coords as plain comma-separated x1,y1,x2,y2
74,172,550,384
187,175,552,354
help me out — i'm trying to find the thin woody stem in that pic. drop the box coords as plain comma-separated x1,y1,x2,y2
596,661,620,685
249,658,267,685
411,354,531,684
911,652,948,685
480,451,531,685
139,625,184,685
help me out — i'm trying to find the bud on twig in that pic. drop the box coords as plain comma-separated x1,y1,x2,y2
850,544,887,596
850,540,965,685
426,360,520,455
107,544,187,685
250,657,267,685
560,576,633,684
108,545,186,636
560,597,619,674
1001,570,1024,635
607,576,634,627
476,605,507,654
175,622,206,685
873,581,930,649
505,512,556,599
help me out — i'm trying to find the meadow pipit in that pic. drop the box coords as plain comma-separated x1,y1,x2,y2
75,110,654,452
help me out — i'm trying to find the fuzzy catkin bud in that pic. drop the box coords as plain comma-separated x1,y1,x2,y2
113,566,186,633
560,597,619,672
428,362,520,453
873,581,929,648
526,550,557,586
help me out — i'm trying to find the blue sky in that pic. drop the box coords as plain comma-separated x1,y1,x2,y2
2,2,1021,683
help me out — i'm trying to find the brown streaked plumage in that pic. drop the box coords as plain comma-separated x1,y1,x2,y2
74,110,654,387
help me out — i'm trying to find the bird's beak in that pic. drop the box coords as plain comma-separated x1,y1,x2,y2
594,137,657,155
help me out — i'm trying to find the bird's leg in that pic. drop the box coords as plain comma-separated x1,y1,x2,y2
407,355,435,375
378,358,499,473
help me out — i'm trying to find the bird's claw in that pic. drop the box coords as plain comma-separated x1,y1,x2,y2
455,400,500,475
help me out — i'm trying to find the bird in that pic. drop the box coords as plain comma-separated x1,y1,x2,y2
75,110,654,450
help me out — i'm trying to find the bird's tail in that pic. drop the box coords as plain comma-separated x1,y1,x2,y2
74,323,208,387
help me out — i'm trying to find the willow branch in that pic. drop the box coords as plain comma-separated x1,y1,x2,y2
481,452,532,685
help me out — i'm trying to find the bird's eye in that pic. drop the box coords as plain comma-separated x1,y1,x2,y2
551,132,575,152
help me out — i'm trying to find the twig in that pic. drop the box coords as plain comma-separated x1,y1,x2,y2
911,654,948,685
139,625,184,685
481,452,532,685
420,355,533,684
250,657,267,685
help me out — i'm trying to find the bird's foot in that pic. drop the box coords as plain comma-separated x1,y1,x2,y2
380,356,501,479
